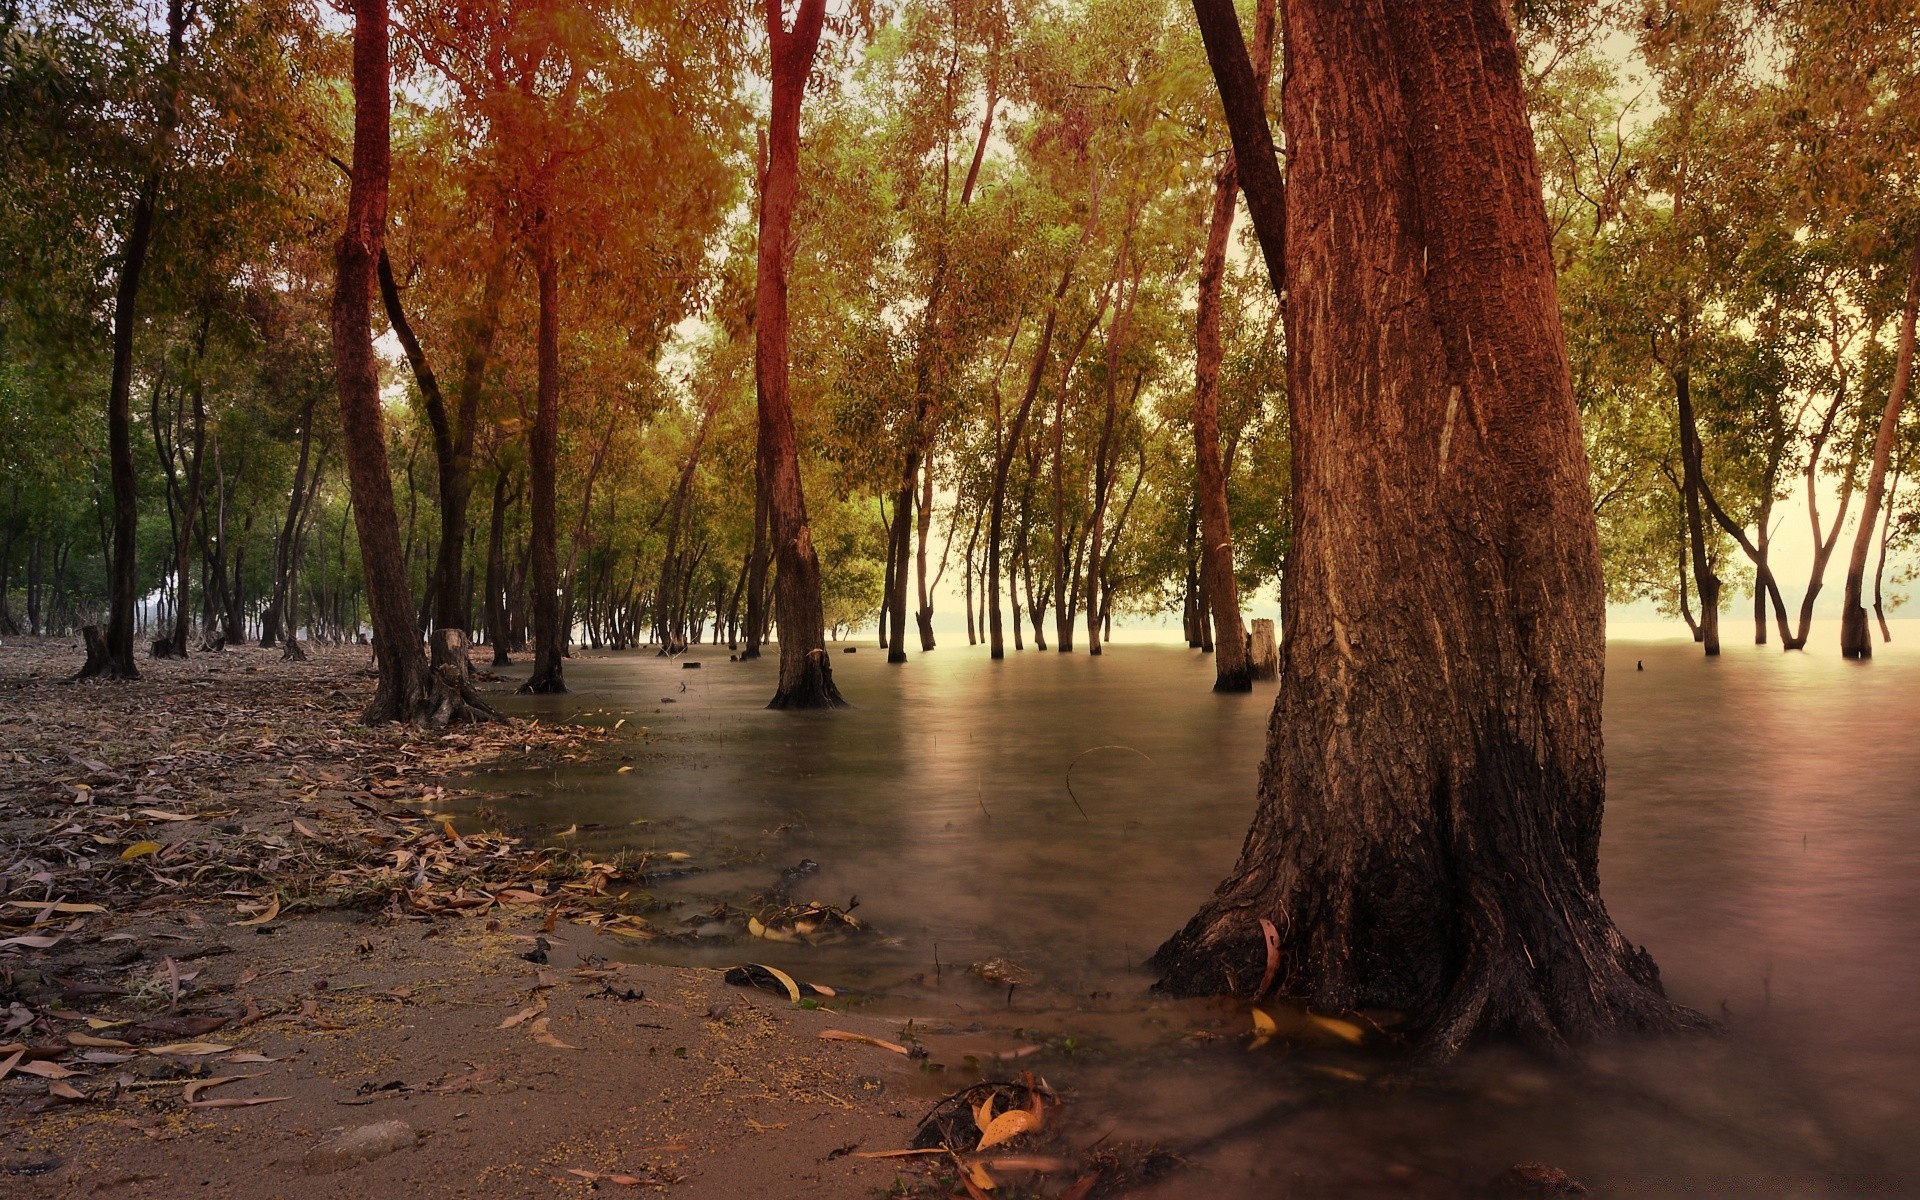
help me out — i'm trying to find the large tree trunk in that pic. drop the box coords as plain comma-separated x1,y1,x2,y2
1188,0,1273,691
330,0,433,723
1154,0,1702,1063
522,202,567,694
756,0,845,708
1841,240,1919,658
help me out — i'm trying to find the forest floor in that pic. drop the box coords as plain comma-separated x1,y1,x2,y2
0,638,1104,1199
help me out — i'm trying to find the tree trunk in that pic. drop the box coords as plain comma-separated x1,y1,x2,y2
168,349,209,657
522,201,567,694
742,461,770,660
757,0,845,708
914,462,938,651
1189,0,1273,690
484,465,515,665
1154,0,1702,1062
1675,367,1721,655
87,0,191,679
1841,240,1919,658
989,184,1101,660
1872,440,1904,643
1789,375,1860,649
330,0,433,723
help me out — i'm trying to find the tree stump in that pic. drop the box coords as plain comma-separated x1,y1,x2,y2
76,625,122,680
425,629,501,727
1248,618,1278,680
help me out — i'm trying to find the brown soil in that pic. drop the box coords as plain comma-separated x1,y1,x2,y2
0,640,927,1197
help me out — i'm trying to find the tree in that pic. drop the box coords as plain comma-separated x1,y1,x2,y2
331,0,491,725
1154,0,1703,1061
757,0,847,707
1189,0,1274,691
1844,244,1920,655
83,0,191,679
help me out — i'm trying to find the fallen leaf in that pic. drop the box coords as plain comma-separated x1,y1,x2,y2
0,934,64,950
233,895,281,927
748,963,802,1002
817,1030,909,1055
68,1032,134,1048
1307,1013,1365,1045
565,1169,647,1186
121,841,163,861
529,1018,580,1050
185,1095,291,1110
616,765,634,774
223,1052,282,1064
138,809,196,822
15,1060,86,1079
182,1075,261,1102
850,1148,949,1159
48,1080,89,1101
146,1042,235,1056
976,1109,1039,1151
1,901,107,916
0,1048,22,1081
1256,917,1281,999
963,1162,996,1197
499,999,547,1030
292,819,321,839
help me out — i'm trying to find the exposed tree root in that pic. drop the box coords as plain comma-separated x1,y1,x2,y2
768,649,848,709
1153,866,1712,1069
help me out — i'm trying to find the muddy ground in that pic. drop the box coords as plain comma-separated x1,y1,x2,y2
0,639,1081,1199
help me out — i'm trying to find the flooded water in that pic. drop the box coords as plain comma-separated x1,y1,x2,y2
473,627,1920,1197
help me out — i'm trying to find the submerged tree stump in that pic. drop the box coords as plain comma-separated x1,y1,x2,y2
426,629,501,726
1248,619,1277,680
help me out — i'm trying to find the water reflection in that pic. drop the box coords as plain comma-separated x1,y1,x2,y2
478,630,1920,1196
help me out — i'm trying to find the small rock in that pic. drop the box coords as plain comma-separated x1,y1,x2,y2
303,1120,418,1175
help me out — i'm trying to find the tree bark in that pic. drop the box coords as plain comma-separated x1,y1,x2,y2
742,459,770,660
1841,240,1919,658
330,0,433,722
1190,0,1273,690
522,199,567,694
756,0,845,708
1189,0,1285,294
1154,0,1702,1062
484,464,516,665
166,331,210,658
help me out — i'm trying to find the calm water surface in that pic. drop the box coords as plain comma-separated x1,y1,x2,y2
475,630,1920,1198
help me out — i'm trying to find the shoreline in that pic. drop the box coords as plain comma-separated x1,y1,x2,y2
0,640,945,1196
